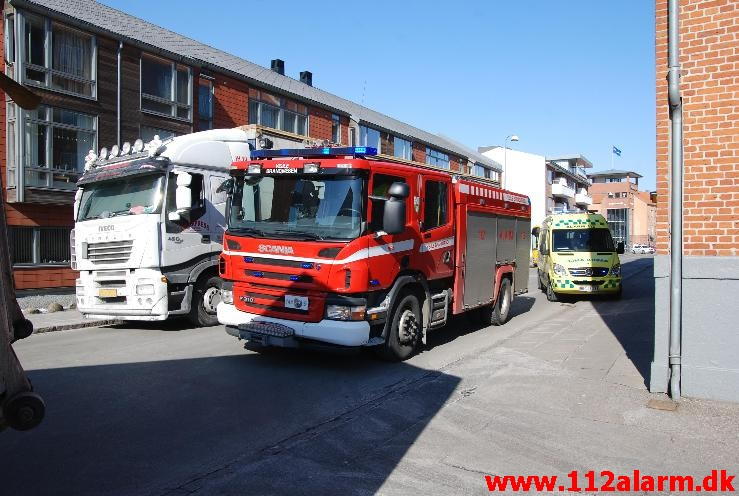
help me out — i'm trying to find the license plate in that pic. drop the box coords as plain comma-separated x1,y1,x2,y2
579,286,596,292
98,288,118,297
284,294,308,310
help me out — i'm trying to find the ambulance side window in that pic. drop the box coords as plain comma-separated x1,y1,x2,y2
370,174,406,232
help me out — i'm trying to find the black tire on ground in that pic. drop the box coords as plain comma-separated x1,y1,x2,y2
3,392,45,431
538,271,546,292
188,274,222,327
490,278,512,326
376,292,421,362
611,285,623,300
546,281,559,302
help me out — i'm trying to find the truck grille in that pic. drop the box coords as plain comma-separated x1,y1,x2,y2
87,240,134,264
569,267,609,277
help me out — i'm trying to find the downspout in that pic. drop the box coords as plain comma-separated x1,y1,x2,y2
117,41,122,146
667,0,683,399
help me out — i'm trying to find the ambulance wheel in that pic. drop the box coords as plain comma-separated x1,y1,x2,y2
377,292,421,361
538,271,546,292
546,282,559,302
490,278,512,326
3,392,45,431
610,286,623,300
189,275,222,327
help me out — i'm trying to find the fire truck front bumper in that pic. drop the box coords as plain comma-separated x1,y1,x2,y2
217,303,371,348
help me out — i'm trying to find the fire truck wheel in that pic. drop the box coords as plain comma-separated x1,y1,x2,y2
490,278,512,326
3,392,45,431
377,292,421,361
189,275,222,327
546,281,559,302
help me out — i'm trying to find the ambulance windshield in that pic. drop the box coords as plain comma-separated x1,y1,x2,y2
552,228,616,252
228,175,363,241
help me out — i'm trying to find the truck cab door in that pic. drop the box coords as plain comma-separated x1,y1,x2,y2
418,175,454,279
207,174,229,247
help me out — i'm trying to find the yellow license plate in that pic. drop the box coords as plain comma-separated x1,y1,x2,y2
98,288,118,298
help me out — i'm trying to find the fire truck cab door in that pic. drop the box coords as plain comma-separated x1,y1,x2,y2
419,175,454,279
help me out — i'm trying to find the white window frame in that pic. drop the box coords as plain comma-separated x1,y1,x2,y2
331,113,341,144
140,53,192,122
393,136,412,161
17,12,97,99
248,96,308,136
198,77,214,131
425,147,450,169
23,105,97,191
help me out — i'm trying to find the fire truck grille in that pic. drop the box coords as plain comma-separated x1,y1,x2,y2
246,270,313,283
87,240,134,264
569,267,609,277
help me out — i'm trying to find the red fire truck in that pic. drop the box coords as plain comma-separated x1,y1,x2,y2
217,147,531,360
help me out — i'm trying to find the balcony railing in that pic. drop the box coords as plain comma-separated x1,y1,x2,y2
551,179,575,198
575,189,592,206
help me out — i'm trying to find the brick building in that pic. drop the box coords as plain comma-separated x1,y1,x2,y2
1,0,500,290
588,169,657,247
651,0,738,402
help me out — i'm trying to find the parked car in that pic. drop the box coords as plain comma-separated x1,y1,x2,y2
631,244,655,254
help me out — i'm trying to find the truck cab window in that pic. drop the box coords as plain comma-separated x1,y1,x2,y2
422,180,448,231
370,174,406,232
166,172,206,228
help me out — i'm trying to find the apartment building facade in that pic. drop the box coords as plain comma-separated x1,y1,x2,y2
478,149,593,229
588,169,657,247
651,0,738,402
1,0,500,289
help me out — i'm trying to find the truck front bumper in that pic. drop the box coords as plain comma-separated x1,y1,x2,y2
550,276,621,294
76,268,170,321
217,303,371,347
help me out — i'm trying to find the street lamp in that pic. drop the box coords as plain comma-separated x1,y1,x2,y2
503,134,519,190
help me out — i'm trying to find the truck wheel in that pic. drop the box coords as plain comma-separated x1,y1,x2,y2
546,281,559,302
376,292,421,361
3,392,45,431
490,278,512,326
538,271,546,292
188,275,222,327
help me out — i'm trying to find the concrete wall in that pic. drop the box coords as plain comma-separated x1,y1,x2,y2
651,255,739,402
482,148,546,227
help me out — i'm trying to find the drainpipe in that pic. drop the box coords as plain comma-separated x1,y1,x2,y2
117,41,122,146
667,0,683,399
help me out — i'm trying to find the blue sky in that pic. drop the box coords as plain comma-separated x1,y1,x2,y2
102,0,656,189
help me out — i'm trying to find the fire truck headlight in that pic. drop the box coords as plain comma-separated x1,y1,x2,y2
553,264,567,276
610,263,621,276
136,284,155,296
326,305,366,321
222,289,233,305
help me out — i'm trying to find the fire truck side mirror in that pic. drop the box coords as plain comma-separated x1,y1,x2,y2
383,182,409,235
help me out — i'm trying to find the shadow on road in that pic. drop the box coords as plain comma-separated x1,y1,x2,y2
0,348,460,495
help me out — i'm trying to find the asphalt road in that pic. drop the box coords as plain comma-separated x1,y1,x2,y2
2,256,656,495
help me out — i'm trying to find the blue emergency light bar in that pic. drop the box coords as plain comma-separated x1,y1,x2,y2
250,146,377,159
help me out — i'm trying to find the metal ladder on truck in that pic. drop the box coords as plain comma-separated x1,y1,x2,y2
0,72,46,432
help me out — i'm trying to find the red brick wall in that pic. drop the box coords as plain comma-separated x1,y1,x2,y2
341,116,350,145
412,142,426,163
308,106,332,141
14,267,76,290
213,74,249,129
655,0,739,256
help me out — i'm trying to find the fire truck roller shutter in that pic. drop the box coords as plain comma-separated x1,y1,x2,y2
463,211,498,308
515,217,531,293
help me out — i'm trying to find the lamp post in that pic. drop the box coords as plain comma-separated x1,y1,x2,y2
503,134,519,189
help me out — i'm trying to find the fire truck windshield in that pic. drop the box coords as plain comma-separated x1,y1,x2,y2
228,175,364,241
77,173,165,221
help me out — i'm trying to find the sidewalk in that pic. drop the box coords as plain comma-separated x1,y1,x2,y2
24,310,118,334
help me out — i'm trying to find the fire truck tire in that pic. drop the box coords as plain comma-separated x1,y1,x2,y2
3,392,45,431
489,278,512,326
377,292,421,361
188,275,222,327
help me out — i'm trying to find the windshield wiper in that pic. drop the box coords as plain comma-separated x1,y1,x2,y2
272,229,324,241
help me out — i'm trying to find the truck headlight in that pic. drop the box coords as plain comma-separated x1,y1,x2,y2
222,289,233,305
326,305,366,321
553,264,567,276
136,284,155,295
610,263,621,276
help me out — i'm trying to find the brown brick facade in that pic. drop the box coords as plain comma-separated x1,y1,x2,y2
308,106,332,141
213,74,249,129
655,0,739,256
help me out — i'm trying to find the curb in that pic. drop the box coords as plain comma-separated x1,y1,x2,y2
33,319,121,334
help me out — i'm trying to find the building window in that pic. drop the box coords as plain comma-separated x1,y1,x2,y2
21,15,96,97
474,164,488,178
607,208,628,245
422,180,448,231
23,105,96,190
198,78,213,130
9,226,71,266
359,125,381,150
331,114,340,144
393,136,412,160
248,88,308,136
426,147,449,169
141,126,178,142
4,14,15,66
141,54,192,120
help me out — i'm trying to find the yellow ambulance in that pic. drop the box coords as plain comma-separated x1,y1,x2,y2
536,212,624,301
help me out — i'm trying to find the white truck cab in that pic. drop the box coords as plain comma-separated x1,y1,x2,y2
72,126,305,325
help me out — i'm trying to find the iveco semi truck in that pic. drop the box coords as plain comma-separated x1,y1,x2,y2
72,126,305,325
